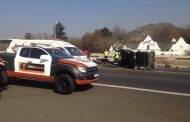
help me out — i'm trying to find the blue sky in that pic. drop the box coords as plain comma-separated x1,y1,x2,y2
0,0,190,39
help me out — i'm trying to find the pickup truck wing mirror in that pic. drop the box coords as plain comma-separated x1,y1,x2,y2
40,55,51,62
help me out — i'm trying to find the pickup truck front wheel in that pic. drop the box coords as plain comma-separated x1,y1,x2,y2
55,75,75,94
0,70,8,86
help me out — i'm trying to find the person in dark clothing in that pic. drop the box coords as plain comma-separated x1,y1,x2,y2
87,49,91,61
0,58,7,100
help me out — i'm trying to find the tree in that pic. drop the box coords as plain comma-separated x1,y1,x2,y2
54,22,68,40
101,27,112,50
112,26,128,44
181,26,190,44
80,27,114,52
24,33,32,39
102,27,112,37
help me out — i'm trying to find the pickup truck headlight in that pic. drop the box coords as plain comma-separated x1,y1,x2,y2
77,67,87,73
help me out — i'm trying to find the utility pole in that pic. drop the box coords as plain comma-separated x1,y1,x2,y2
54,22,58,40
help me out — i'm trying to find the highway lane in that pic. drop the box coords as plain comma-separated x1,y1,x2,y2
97,67,190,94
1,84,190,122
0,68,190,122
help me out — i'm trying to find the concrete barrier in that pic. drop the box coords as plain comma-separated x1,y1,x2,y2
155,55,190,68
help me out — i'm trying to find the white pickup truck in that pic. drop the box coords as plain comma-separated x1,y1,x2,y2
0,39,88,60
0,44,99,94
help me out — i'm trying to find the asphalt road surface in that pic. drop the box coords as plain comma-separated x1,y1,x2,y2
0,67,190,122
97,67,190,94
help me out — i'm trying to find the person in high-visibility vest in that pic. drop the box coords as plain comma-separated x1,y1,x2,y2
104,50,109,59
114,49,120,68
103,49,109,64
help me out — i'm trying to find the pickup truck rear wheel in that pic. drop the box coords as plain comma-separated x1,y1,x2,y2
0,70,8,86
55,74,75,94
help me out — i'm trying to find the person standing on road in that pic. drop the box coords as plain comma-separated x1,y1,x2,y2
0,58,8,100
114,49,120,68
104,49,109,59
87,49,91,61
103,49,109,64
0,58,7,83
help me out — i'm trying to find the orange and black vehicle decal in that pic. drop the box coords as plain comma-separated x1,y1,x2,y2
75,77,99,85
6,70,54,82
58,59,87,67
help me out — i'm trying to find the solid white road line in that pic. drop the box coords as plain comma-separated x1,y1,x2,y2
93,83,190,97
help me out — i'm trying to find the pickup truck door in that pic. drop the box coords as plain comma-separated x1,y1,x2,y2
15,47,52,76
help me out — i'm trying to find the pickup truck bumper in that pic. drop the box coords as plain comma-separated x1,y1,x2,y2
75,72,100,85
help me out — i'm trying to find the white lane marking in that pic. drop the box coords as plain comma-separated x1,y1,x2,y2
93,83,190,97
100,67,190,75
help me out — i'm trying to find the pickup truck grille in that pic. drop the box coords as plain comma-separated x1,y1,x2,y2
87,66,98,73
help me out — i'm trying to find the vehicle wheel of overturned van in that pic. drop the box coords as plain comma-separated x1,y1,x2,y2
0,70,8,86
55,74,75,94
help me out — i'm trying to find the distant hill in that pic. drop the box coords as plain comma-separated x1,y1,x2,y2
126,23,190,51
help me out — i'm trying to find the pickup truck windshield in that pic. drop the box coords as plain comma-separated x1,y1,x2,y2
46,48,73,59
65,47,85,56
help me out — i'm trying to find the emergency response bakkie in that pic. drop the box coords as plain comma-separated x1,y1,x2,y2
0,44,99,94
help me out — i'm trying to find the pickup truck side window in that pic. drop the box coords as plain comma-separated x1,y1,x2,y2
20,48,30,58
30,48,47,59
